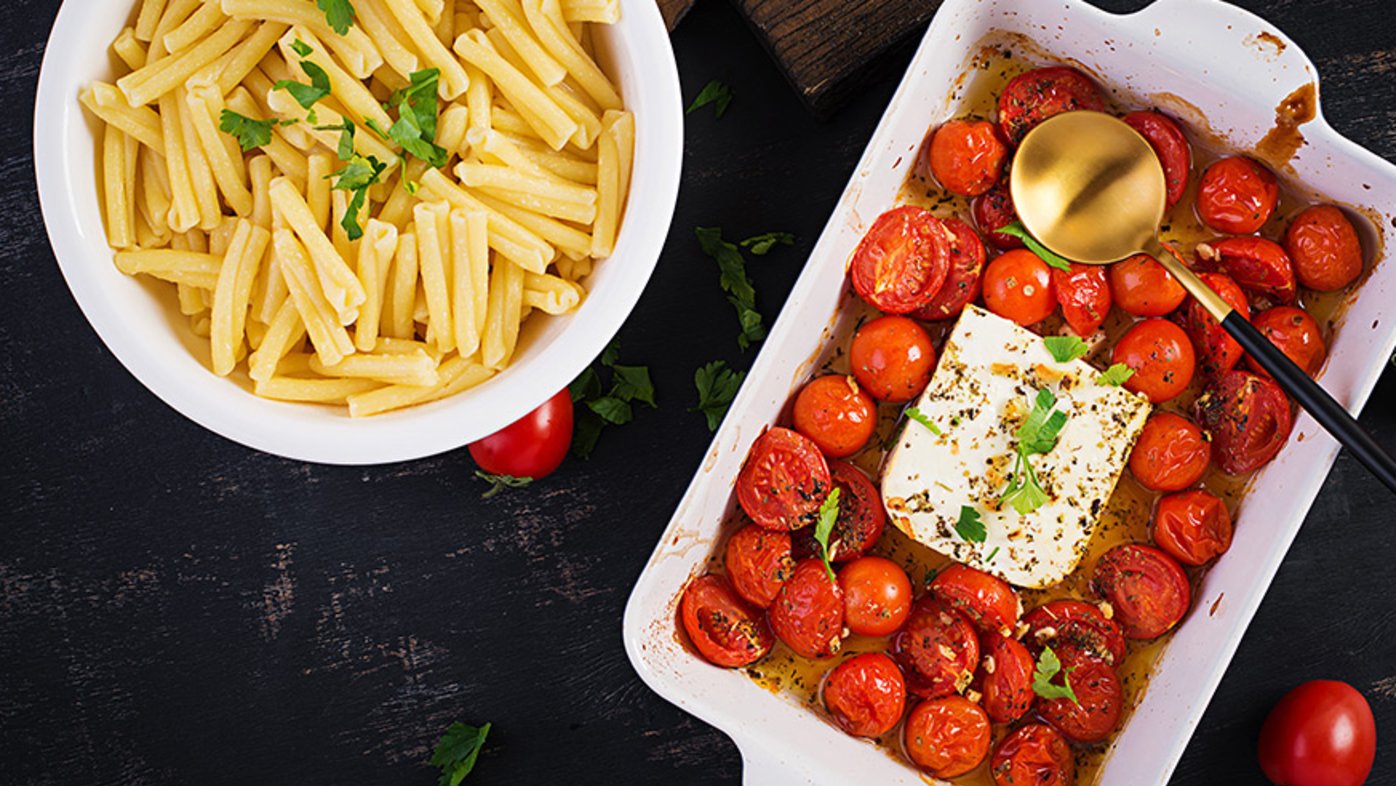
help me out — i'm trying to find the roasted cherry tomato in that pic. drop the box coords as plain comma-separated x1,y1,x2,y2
997,66,1105,146
469,388,573,481
825,461,886,561
1091,544,1192,640
849,315,936,402
793,375,877,459
680,574,773,668
904,695,992,778
929,563,1021,635
1196,156,1279,234
1247,306,1327,378
1022,600,1127,667
892,596,980,699
1195,370,1294,474
1153,489,1233,566
1123,110,1192,209
978,632,1035,724
736,427,832,531
1038,653,1123,743
1198,236,1297,306
991,724,1076,786
850,206,952,314
1286,205,1364,291
724,523,794,609
769,559,845,659
928,119,1009,197
910,218,987,321
983,249,1057,326
1174,271,1250,376
1109,253,1187,317
839,556,913,637
973,181,1025,250
1258,680,1377,786
821,652,907,738
1111,318,1196,403
1128,412,1212,492
1052,262,1112,336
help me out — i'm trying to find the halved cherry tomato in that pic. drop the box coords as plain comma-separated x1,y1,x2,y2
680,574,773,668
1153,489,1233,566
1052,262,1112,336
904,695,992,778
826,461,886,561
724,523,794,609
983,249,1057,326
1091,544,1192,640
850,206,952,314
929,563,1021,635
978,632,1035,724
849,315,936,402
793,376,877,459
928,119,1009,197
1022,600,1127,667
910,218,987,321
1194,370,1294,474
1038,654,1123,743
1111,318,1196,403
1197,236,1297,305
839,556,913,637
1258,680,1377,786
1286,205,1364,291
769,559,845,659
1174,271,1250,376
1196,156,1279,234
998,66,1105,145
973,181,1025,250
1123,110,1192,209
991,724,1076,786
1247,306,1327,378
1129,412,1212,492
1109,253,1187,317
469,388,573,481
892,596,980,699
821,652,907,738
736,427,832,531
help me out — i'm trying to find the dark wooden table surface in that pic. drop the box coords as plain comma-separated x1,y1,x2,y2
4,0,1395,784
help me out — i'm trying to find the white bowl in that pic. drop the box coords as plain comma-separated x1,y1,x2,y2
33,0,683,465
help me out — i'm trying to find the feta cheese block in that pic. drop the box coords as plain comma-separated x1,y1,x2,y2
881,305,1151,589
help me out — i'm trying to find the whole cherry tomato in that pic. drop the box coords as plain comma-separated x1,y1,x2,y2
1111,318,1196,403
983,249,1057,326
1052,262,1112,336
910,218,987,321
1091,544,1192,640
839,556,913,637
1258,680,1377,786
1174,271,1251,376
1247,306,1327,379
892,596,980,699
1153,489,1233,566
850,206,952,314
736,427,832,531
1038,654,1123,743
1286,205,1365,291
769,559,845,659
793,375,877,459
680,574,773,668
469,388,573,482
821,652,907,738
928,119,1009,197
929,563,1021,635
998,66,1105,145
904,695,992,778
1109,253,1187,317
824,461,886,562
1195,370,1294,474
1022,600,1127,667
1198,236,1297,305
991,724,1076,786
1129,412,1212,492
1123,110,1192,209
1196,156,1279,234
978,632,1035,724
849,315,936,402
724,523,794,608
973,181,1025,250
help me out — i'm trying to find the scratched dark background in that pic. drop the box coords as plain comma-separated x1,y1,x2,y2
3,0,1395,784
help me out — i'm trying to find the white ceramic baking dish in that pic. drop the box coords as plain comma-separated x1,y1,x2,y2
622,0,1396,783
32,0,682,465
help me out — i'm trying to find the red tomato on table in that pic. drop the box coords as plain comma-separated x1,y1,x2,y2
1052,262,1112,336
1129,412,1212,492
1174,271,1251,377
838,556,912,637
849,206,952,314
983,249,1057,326
1258,680,1377,786
1286,205,1365,291
1247,306,1327,379
1091,543,1191,640
1194,370,1294,474
469,388,573,480
821,653,907,738
1123,110,1192,209
849,315,936,402
1196,156,1279,234
904,695,992,778
991,724,1076,786
736,427,831,531
997,66,1105,145
724,523,794,609
929,563,1021,635
892,596,980,699
1111,318,1196,403
792,375,876,459
927,119,1008,196
680,574,773,668
1109,253,1187,317
1153,489,1233,566
769,559,844,659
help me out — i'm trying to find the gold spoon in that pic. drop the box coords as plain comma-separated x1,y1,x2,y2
1009,110,1396,492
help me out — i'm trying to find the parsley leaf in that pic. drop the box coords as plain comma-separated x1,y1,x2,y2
985,545,1001,563
330,153,388,241
569,346,655,458
610,365,657,408
315,118,357,161
274,59,332,111
1098,363,1136,387
290,38,313,57
474,471,532,499
218,110,274,152
431,721,489,786
813,488,841,583
587,396,633,425
569,366,602,403
999,389,1070,515
599,338,621,367
686,79,732,118
996,221,1073,272
955,505,987,543
691,360,745,432
904,406,943,436
386,69,448,168
317,0,357,35
1032,646,1080,705
740,232,794,256
695,227,766,350
1043,335,1090,363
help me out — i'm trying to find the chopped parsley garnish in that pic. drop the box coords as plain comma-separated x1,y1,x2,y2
474,471,532,499
290,38,314,57
569,341,655,458
1098,363,1136,387
813,488,842,583
218,110,274,151
905,406,943,436
329,149,388,241
274,59,332,118
1032,646,1080,705
691,360,746,432
996,221,1073,271
315,118,357,161
955,505,986,543
695,227,766,350
984,545,1001,563
317,0,357,35
686,79,732,118
431,721,490,786
740,231,794,255
376,68,448,169
1043,335,1090,363
999,388,1070,515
